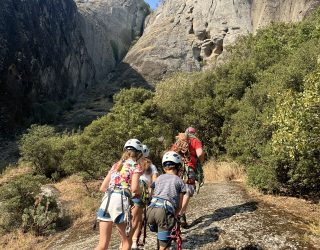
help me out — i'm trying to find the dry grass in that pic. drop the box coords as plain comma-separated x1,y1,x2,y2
249,188,320,223
309,221,320,236
0,230,45,250
249,187,320,245
54,175,100,223
203,160,245,182
0,174,102,249
0,165,32,186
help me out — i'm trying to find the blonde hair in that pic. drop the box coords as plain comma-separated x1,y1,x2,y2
114,150,143,172
138,158,152,172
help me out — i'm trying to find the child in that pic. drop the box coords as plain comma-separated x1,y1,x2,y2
147,151,186,250
131,144,158,250
95,139,143,250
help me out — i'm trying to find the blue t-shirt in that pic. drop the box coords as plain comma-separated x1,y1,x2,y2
152,174,186,208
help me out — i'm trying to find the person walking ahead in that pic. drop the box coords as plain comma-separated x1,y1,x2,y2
179,127,204,228
147,151,186,250
95,139,143,250
131,144,158,250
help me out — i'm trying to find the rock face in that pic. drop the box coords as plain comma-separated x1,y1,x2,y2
124,0,320,83
251,0,320,32
75,0,149,80
0,0,95,134
0,0,148,135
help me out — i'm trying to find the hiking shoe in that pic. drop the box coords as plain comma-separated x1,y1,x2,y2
180,214,188,228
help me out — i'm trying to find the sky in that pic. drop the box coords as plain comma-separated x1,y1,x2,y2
145,0,160,10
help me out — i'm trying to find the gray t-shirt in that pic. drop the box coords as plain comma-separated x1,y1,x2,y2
152,174,186,208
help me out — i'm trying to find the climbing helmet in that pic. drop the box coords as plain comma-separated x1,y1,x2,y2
124,139,143,152
142,144,150,157
162,151,182,166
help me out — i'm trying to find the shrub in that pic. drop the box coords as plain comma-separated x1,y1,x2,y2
22,196,60,236
247,163,279,193
0,174,48,234
271,70,320,194
19,125,77,179
154,72,224,156
19,125,57,177
63,88,165,178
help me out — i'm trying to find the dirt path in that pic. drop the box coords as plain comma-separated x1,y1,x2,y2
49,182,319,250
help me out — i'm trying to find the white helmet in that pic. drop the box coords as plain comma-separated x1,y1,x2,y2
142,144,150,157
162,151,182,166
124,139,143,152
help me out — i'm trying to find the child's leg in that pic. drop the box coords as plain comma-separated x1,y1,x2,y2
95,221,113,250
131,205,143,247
116,223,132,250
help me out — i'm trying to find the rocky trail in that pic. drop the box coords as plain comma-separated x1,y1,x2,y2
49,182,319,250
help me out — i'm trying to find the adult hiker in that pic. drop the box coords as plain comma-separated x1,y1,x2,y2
178,127,204,228
95,139,143,250
147,151,186,250
131,144,159,250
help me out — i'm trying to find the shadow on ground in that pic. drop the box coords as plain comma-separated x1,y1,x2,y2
183,201,258,249
219,245,263,250
189,201,258,229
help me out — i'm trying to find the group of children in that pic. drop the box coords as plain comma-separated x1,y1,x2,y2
95,138,187,250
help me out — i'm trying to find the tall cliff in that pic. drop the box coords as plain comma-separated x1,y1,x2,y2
124,0,320,83
0,0,148,135
75,0,149,80
0,0,95,134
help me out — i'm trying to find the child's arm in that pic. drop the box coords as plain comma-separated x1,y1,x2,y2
176,193,185,217
99,171,112,192
131,173,141,195
151,164,158,183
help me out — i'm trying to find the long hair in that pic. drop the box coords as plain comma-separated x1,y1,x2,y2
138,158,152,172
114,150,143,172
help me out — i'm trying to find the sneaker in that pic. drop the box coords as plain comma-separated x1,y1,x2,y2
180,214,188,228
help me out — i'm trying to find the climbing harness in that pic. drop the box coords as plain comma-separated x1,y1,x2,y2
95,187,132,236
160,218,182,250
168,219,182,250
148,198,182,250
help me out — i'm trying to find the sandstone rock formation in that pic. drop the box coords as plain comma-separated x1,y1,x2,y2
75,0,149,80
124,0,320,83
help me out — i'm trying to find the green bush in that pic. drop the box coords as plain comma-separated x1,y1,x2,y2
63,88,165,178
19,125,77,179
223,25,320,165
22,196,60,236
271,70,320,194
154,72,224,156
0,174,48,234
247,163,279,193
